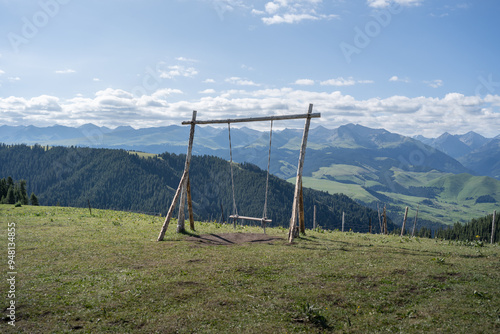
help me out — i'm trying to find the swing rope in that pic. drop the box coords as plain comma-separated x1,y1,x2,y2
228,123,238,217
262,120,273,220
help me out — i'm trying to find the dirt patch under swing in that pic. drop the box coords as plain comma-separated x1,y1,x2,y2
186,233,283,246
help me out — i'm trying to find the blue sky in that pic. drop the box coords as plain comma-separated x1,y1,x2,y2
0,0,499,137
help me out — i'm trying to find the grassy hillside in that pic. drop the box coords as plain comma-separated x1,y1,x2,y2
1,204,499,333
298,165,500,226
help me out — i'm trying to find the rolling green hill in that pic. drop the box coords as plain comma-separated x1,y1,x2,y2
297,166,500,226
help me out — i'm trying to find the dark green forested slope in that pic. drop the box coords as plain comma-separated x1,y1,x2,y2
0,144,396,232
435,213,500,243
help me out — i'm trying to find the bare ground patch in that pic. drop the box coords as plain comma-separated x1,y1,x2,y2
186,233,283,246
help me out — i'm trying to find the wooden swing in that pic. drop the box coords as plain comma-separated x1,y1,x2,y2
227,120,274,233
156,104,320,243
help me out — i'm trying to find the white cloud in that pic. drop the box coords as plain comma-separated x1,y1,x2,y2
389,76,410,83
225,76,260,86
93,78,101,82
320,77,373,86
367,0,422,9
55,69,76,74
204,78,216,83
241,64,254,71
199,89,216,94
265,2,280,14
426,79,444,88
294,79,315,86
8,77,21,82
0,69,5,76
176,56,198,62
158,64,198,79
254,0,338,25
1,87,498,137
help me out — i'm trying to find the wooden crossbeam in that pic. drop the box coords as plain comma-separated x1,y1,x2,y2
229,215,272,223
182,113,321,125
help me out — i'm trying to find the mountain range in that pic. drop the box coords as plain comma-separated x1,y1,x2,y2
1,123,499,227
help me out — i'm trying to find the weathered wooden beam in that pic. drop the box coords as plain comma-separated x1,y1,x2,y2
299,180,305,235
157,169,188,241
182,113,321,125
288,104,314,243
187,177,195,231
229,215,272,223
177,111,197,233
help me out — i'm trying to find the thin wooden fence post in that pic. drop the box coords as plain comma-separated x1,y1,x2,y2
219,203,225,224
492,210,497,244
377,203,382,234
383,205,387,235
342,211,345,232
412,205,419,237
401,206,408,237
313,205,317,230
288,104,314,243
87,199,92,215
369,217,372,234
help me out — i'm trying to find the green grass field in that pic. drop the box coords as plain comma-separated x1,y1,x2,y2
1,204,499,333
296,166,500,226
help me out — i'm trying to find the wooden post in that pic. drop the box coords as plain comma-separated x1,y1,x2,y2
288,104,314,243
313,205,317,230
401,206,408,237
369,217,372,234
342,211,345,232
492,210,497,244
157,170,189,241
383,205,387,235
220,203,225,224
377,203,382,234
411,205,419,237
299,180,306,235
187,177,195,231
176,111,197,233
87,199,92,215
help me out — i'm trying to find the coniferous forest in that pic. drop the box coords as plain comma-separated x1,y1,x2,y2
0,144,393,232
435,213,500,243
0,176,38,206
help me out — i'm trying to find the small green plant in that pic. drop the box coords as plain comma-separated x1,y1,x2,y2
313,226,325,233
292,302,329,329
14,201,22,207
431,257,446,264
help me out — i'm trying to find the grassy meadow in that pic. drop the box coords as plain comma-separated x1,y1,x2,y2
1,204,499,333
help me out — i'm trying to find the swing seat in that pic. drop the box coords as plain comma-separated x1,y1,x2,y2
229,215,272,224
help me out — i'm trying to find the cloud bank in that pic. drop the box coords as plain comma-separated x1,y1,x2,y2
1,87,498,137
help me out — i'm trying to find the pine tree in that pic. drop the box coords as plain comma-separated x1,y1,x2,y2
19,180,28,205
30,192,39,206
6,187,16,204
